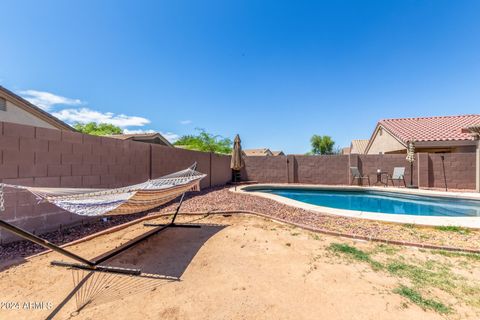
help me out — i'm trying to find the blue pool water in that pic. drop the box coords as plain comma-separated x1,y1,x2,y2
247,188,480,217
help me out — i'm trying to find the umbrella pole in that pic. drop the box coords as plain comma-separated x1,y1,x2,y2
410,161,413,186
406,161,418,188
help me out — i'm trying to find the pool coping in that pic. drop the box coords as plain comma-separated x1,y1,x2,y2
231,184,480,229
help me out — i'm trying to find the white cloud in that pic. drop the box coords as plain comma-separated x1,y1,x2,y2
180,120,192,125
20,89,178,140
19,90,82,111
52,108,150,127
123,128,156,134
160,132,180,143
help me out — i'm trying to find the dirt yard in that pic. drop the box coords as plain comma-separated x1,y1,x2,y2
0,214,479,320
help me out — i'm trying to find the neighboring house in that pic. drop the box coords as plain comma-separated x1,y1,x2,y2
365,115,480,154
271,150,285,156
243,148,274,156
341,147,351,155
107,133,173,147
349,139,369,154
0,85,73,130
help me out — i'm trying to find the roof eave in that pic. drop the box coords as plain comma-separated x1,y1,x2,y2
0,86,75,131
414,140,477,147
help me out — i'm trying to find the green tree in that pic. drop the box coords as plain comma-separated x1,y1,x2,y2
174,129,232,154
310,135,335,155
73,122,123,136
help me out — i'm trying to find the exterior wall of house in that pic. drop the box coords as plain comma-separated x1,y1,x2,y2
0,121,232,244
366,127,405,154
0,100,57,129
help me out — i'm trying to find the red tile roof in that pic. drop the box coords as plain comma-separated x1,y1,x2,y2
350,139,369,154
243,148,273,156
379,114,480,143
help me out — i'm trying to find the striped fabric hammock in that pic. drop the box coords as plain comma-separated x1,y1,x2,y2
0,164,206,217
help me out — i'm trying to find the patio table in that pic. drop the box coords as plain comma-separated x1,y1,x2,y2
374,171,388,186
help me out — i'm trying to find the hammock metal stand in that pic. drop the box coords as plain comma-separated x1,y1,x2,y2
0,174,202,276
142,191,201,229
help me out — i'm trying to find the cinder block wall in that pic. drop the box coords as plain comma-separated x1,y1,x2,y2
211,153,233,186
295,155,350,184
241,153,476,189
428,153,476,190
358,154,418,186
0,121,232,243
151,144,212,189
150,145,231,189
241,156,289,183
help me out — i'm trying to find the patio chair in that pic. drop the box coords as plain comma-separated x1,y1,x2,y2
350,167,370,186
387,167,406,187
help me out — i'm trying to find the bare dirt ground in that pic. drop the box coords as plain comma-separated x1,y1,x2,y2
0,214,479,320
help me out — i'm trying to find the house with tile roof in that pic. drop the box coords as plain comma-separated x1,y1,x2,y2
107,132,173,147
0,86,73,130
365,115,480,154
243,148,274,156
349,139,369,154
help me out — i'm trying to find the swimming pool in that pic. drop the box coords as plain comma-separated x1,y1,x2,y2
245,187,480,217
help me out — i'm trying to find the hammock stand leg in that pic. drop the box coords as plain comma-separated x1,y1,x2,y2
143,191,201,229
0,220,95,267
0,219,140,275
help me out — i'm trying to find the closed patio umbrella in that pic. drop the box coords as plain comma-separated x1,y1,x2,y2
230,134,244,183
406,140,416,188
406,140,415,163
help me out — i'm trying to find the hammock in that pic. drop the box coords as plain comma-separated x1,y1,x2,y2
0,164,206,217
0,163,209,276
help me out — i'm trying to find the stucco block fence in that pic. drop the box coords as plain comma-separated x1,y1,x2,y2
241,153,476,190
0,121,232,243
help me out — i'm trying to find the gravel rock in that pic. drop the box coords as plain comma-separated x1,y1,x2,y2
1,186,478,263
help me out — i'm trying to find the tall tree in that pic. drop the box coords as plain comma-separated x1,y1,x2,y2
310,135,335,155
174,129,232,154
73,122,123,136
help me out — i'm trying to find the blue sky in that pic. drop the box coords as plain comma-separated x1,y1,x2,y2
1,1,479,153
